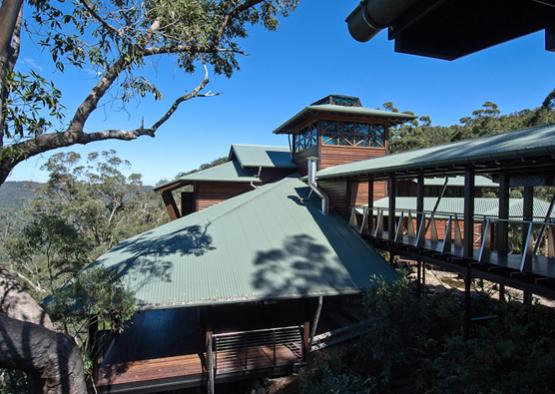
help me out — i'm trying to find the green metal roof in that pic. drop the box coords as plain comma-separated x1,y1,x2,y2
318,125,555,180
177,160,260,183
230,144,295,169
419,176,498,188
363,197,554,219
273,103,416,134
92,177,396,309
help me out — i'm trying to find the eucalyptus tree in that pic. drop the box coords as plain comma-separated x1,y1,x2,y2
0,0,298,392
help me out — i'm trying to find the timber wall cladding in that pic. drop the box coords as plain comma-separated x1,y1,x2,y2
319,145,386,169
195,182,254,211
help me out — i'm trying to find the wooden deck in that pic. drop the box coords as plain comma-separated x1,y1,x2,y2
96,353,204,387
96,345,301,393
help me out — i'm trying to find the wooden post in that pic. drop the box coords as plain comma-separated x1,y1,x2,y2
522,186,534,304
499,284,505,302
302,321,311,361
206,330,215,394
161,190,181,220
388,175,397,241
497,173,509,256
416,173,424,229
463,167,475,259
368,177,374,234
523,186,534,244
464,264,472,340
87,315,99,382
416,260,422,298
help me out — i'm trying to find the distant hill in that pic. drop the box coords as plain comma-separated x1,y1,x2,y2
0,181,157,212
0,181,41,211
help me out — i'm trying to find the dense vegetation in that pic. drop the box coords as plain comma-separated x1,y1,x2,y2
0,150,167,391
387,92,555,153
299,274,555,394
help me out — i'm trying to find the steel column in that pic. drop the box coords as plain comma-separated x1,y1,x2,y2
388,175,397,241
463,167,475,259
497,172,510,256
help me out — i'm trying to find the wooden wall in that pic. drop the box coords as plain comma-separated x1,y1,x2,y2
319,145,386,169
195,182,254,211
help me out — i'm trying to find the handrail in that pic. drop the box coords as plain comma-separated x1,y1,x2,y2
359,206,554,225
354,205,555,276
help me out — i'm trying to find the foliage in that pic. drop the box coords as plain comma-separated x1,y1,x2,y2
0,150,165,388
389,93,555,154
299,275,555,394
1,0,299,147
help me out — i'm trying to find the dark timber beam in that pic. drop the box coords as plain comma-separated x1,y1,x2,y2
463,167,475,259
497,173,510,256
523,186,534,304
416,173,424,227
368,176,374,234
547,26,555,52
388,175,397,241
161,190,181,220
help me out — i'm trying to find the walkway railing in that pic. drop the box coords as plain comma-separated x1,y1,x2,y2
350,206,555,277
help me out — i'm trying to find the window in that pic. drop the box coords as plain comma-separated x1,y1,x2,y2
320,121,385,148
293,125,318,152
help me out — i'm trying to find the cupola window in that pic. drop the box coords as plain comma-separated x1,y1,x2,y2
320,120,385,147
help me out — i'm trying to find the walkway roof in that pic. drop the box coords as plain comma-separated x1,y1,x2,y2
318,125,555,181
92,177,396,309
230,144,295,169
273,103,415,134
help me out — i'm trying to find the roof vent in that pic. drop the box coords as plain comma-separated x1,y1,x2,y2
311,95,362,107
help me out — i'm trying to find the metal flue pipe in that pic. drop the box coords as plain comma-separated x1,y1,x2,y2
346,0,420,42
307,157,329,215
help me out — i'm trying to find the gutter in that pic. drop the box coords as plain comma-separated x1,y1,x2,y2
345,0,421,42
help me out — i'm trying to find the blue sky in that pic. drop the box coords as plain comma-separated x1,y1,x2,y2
7,1,555,185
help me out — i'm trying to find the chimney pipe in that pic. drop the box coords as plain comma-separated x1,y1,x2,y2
307,157,329,215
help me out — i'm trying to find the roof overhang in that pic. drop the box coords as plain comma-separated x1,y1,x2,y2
346,0,555,60
273,105,416,134
317,125,555,182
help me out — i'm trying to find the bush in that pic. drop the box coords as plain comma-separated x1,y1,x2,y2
298,272,555,393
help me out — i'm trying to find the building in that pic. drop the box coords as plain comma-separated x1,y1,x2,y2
155,95,414,220
86,95,414,393
73,95,555,393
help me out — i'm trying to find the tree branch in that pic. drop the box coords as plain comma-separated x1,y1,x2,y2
151,65,216,131
78,0,122,38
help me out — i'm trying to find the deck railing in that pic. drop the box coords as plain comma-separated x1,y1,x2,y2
351,206,555,277
206,325,304,393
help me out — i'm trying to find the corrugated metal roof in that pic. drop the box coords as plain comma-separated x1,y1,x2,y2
365,197,554,219
419,175,498,187
177,160,260,183
92,177,396,309
273,104,416,134
318,125,555,179
230,144,295,169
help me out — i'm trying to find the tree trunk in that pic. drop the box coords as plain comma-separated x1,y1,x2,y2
0,314,87,394
0,267,53,329
0,267,87,393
